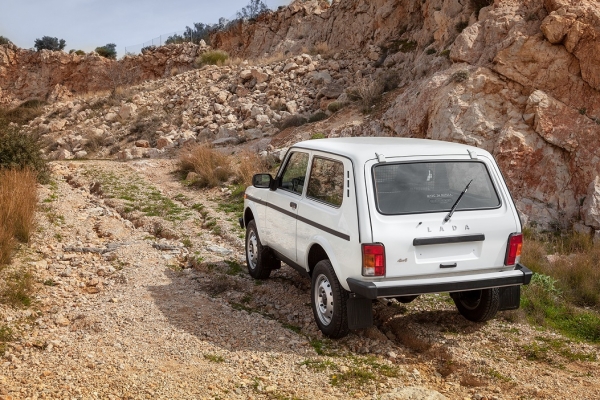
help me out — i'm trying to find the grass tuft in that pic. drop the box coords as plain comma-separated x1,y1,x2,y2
0,169,38,265
179,145,232,188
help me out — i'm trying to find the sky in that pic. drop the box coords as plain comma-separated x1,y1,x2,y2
0,0,290,55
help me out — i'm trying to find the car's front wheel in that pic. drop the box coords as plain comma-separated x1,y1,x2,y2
451,288,500,322
311,260,349,338
245,220,273,280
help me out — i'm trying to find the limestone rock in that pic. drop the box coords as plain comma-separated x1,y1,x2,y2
583,176,600,229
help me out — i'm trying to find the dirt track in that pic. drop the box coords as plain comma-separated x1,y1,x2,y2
1,159,599,400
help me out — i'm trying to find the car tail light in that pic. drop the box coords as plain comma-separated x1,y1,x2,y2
505,233,523,266
362,243,385,276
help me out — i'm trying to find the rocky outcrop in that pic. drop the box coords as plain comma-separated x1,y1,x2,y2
0,42,207,104
5,0,600,231
211,0,472,59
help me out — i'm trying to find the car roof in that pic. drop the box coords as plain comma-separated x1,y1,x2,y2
292,137,489,164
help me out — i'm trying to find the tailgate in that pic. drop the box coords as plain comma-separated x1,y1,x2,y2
371,209,516,279
365,157,519,279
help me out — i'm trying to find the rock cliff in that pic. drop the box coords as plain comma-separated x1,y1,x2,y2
213,0,600,229
0,42,207,105
2,0,600,231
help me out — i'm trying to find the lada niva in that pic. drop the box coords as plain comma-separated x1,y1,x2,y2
240,137,532,338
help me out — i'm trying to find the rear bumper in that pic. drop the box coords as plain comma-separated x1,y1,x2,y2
347,263,533,300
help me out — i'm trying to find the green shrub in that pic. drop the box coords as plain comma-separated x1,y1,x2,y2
195,50,229,67
0,130,49,183
278,114,307,130
34,36,66,52
450,70,469,83
0,36,11,46
426,48,437,55
327,102,345,113
439,49,451,58
308,111,328,123
95,43,117,59
310,133,326,140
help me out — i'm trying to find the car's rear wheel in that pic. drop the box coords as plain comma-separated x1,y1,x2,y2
245,220,272,280
451,288,500,322
311,260,349,338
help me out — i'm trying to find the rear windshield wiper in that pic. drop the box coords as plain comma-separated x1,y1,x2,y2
443,179,473,223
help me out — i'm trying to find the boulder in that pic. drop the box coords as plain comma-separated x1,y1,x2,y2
583,176,600,229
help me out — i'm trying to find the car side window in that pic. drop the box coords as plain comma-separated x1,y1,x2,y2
306,157,344,207
279,152,309,195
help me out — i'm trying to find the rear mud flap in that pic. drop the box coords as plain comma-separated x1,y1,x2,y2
347,294,373,330
498,285,520,311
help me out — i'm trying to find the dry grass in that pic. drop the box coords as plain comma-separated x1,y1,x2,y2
349,80,385,114
522,231,600,308
179,145,232,188
235,150,266,187
0,169,38,265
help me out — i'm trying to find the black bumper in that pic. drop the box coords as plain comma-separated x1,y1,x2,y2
347,263,533,300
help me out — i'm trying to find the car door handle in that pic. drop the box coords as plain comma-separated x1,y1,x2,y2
290,202,297,210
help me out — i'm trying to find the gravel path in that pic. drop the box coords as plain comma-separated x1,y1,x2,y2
1,159,599,400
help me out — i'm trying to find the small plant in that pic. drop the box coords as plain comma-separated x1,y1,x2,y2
195,50,229,67
234,151,266,187
179,144,232,188
0,129,49,182
327,102,345,113
182,238,193,248
349,80,385,114
0,36,11,45
310,132,326,140
450,70,469,83
426,47,437,55
440,49,451,58
225,260,244,276
1,270,34,307
278,114,308,130
300,359,336,372
204,353,225,363
579,107,587,115
308,111,328,123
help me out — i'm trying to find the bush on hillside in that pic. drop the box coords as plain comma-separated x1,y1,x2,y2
278,114,308,130
34,36,66,52
179,145,232,188
95,43,117,59
0,36,11,46
69,49,86,56
195,50,229,67
0,130,49,183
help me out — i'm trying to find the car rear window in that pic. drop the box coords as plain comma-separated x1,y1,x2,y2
373,161,500,215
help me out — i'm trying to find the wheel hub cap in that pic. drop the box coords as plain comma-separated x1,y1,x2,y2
247,232,258,270
315,274,334,325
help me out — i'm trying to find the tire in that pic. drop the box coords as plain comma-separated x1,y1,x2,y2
451,288,500,322
311,260,349,338
245,220,272,280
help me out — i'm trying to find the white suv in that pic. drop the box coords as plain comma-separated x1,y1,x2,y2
240,138,532,338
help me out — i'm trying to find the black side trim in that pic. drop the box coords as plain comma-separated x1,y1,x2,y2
273,250,310,279
413,234,485,246
245,194,350,241
347,264,533,300
246,194,267,206
296,214,350,241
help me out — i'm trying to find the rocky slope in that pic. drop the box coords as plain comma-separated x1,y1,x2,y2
2,0,600,228
213,0,600,231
